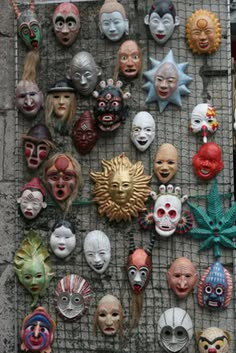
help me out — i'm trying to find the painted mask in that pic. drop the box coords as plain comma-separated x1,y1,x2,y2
44,153,83,213
84,230,111,274
158,307,193,353
22,123,54,170
154,143,178,183
54,274,91,321
14,229,54,307
10,0,41,49
197,327,231,353
90,153,151,222
50,220,76,259
21,306,56,353
167,257,198,299
117,40,142,79
95,295,123,336
17,177,47,220
71,110,98,154
144,0,180,45
53,3,80,47
143,50,192,112
192,142,224,181
189,103,219,143
186,9,221,55
131,111,155,152
15,80,43,118
99,0,129,42
151,185,187,237
93,79,130,132
198,262,233,310
69,51,102,96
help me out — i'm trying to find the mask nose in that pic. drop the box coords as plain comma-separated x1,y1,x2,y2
33,323,41,338
25,93,33,106
62,24,69,34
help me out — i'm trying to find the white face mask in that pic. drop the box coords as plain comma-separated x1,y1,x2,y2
131,112,155,152
18,189,47,220
50,224,76,259
83,230,111,274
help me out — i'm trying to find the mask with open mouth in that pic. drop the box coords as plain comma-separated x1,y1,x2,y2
154,143,178,183
131,111,155,152
116,40,142,79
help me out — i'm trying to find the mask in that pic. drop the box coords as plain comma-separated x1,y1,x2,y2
155,62,178,100
151,185,187,237
54,274,91,321
189,103,219,143
50,220,76,259
198,262,233,310
154,143,178,183
186,9,221,55
84,230,111,274
158,307,193,353
117,40,142,79
71,110,98,154
15,80,43,118
131,112,155,152
167,257,198,299
90,153,151,222
144,0,180,45
22,123,54,170
69,51,102,96
95,295,123,336
14,229,54,307
20,306,56,353
53,3,80,47
192,142,224,181
99,0,129,42
197,327,231,353
93,79,130,132
17,177,47,220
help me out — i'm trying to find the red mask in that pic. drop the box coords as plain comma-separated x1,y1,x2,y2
192,142,224,181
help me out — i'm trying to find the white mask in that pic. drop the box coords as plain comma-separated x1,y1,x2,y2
18,189,47,220
131,112,155,152
50,222,76,259
84,230,111,274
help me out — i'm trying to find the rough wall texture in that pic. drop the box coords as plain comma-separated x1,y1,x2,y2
1,0,235,352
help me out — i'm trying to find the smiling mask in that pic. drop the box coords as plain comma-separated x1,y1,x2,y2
131,112,155,152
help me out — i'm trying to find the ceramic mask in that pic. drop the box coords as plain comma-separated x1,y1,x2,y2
167,257,198,299
54,274,91,320
53,2,80,47
131,112,155,152
84,230,111,274
144,0,180,45
198,262,233,310
70,51,102,96
50,220,76,259
22,123,54,170
118,40,142,79
15,80,43,118
192,142,224,181
17,177,47,220
96,294,123,336
189,103,219,143
186,9,221,54
152,185,187,237
155,62,178,100
99,0,129,42
197,327,231,353
71,110,98,154
21,306,56,353
154,143,178,183
158,307,193,353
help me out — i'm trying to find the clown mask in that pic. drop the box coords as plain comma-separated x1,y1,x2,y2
21,306,56,353
54,274,91,321
117,40,142,79
192,142,224,181
15,80,43,118
84,230,111,274
197,327,231,353
50,220,76,259
53,2,80,47
167,257,198,299
154,143,178,183
131,112,155,152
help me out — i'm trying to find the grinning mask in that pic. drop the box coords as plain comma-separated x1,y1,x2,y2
154,143,178,183
50,220,76,259
15,80,43,118
117,40,142,79
131,112,155,152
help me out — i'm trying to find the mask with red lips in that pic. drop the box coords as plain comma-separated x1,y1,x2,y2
15,80,43,119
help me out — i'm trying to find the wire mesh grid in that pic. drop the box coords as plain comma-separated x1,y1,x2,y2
13,0,235,352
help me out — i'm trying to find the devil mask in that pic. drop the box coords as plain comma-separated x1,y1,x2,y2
50,220,76,259
53,2,80,47
131,111,155,152
54,274,91,321
71,110,98,154
15,80,43,118
197,327,231,353
21,306,56,353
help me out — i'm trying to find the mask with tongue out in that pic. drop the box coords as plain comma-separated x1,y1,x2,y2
131,111,155,152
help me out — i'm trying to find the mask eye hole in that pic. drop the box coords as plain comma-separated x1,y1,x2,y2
157,208,165,217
